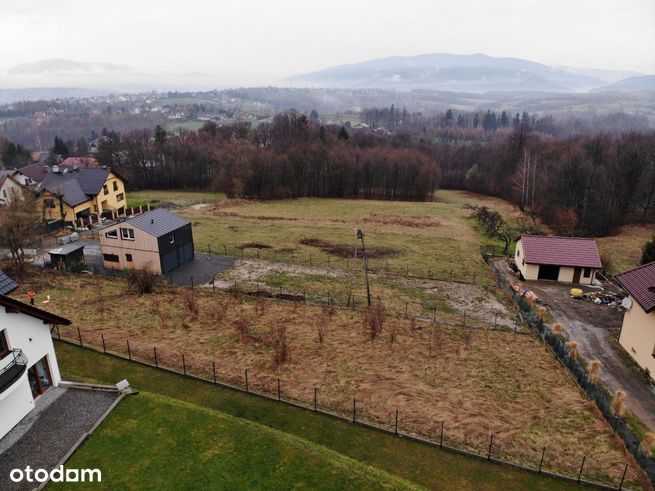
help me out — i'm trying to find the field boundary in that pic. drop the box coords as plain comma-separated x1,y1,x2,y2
53,332,634,490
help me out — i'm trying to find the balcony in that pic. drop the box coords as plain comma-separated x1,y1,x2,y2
0,350,28,396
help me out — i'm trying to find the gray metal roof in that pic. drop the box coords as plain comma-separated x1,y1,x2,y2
48,243,85,256
43,179,89,207
123,208,190,238
0,270,18,295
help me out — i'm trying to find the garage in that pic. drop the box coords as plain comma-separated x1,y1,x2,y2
537,264,560,281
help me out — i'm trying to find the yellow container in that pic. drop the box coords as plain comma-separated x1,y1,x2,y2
570,288,583,298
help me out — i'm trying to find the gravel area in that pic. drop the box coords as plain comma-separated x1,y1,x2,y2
0,387,119,490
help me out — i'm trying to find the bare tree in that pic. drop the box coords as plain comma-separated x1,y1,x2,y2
0,188,41,269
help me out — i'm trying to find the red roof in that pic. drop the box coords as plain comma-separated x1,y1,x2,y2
615,262,655,313
519,235,602,269
60,157,100,169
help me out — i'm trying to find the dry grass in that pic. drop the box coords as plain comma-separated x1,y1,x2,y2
597,224,653,274
22,271,647,487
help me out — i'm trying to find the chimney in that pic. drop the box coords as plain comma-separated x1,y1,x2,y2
52,164,60,173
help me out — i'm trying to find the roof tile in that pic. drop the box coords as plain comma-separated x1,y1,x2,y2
520,235,602,269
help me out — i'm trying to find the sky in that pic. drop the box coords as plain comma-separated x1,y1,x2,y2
1,0,654,86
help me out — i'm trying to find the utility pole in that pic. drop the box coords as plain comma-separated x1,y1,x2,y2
357,229,372,307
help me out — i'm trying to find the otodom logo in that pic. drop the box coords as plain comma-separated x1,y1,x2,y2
10,466,102,484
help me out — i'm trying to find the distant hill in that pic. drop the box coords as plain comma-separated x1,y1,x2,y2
592,75,655,93
5,58,133,75
289,53,636,93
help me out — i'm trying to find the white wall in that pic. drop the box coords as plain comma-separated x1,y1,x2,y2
619,295,655,378
0,377,34,439
514,240,540,280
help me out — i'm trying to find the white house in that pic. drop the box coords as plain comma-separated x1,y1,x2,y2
0,295,71,440
514,235,602,285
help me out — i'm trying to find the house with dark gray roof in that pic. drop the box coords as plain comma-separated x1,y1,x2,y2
37,166,127,223
99,208,194,274
615,262,655,378
0,270,18,295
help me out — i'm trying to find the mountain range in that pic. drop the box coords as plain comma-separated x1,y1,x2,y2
289,53,653,94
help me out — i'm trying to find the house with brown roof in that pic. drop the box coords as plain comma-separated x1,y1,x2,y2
514,235,602,284
615,262,655,378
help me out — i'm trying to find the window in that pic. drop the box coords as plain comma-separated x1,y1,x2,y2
116,193,124,202
105,230,118,239
120,228,135,240
583,268,591,278
516,249,520,257
126,254,133,262
169,233,175,244
113,181,119,191
44,199,56,209
28,356,52,397
103,253,119,263
103,184,109,195
0,329,9,359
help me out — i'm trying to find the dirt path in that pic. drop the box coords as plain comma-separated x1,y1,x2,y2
533,282,655,432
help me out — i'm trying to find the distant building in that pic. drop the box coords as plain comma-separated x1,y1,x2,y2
99,208,194,274
514,235,602,284
38,166,127,222
59,157,101,169
615,262,655,378
0,171,25,205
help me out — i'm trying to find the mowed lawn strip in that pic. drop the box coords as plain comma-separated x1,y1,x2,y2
53,391,420,491
55,342,584,491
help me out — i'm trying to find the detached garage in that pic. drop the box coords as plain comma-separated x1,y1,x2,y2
99,208,194,274
514,235,602,285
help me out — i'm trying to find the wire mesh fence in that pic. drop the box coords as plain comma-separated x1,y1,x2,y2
54,324,646,490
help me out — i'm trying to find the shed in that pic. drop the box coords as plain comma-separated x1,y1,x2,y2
514,235,602,284
0,270,18,295
48,243,86,270
99,208,194,274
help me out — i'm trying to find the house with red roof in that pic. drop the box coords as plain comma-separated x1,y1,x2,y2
615,262,655,378
514,235,602,285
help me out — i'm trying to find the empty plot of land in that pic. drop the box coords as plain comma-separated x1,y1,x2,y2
22,272,647,488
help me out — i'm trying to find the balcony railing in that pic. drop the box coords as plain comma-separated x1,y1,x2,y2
0,349,28,395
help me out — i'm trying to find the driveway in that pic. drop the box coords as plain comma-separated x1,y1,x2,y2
531,281,655,431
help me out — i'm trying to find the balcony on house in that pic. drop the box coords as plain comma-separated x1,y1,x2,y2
0,350,28,396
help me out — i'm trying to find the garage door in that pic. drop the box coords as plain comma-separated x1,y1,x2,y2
160,243,194,273
538,264,560,281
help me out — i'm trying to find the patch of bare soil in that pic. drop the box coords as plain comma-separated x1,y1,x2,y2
218,258,345,283
236,242,272,250
363,213,441,228
300,237,401,259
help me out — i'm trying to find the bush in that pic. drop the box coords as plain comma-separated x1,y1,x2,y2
126,268,159,294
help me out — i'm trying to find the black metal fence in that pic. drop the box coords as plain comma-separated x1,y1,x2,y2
53,324,643,490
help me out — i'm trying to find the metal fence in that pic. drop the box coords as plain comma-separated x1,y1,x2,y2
53,324,642,490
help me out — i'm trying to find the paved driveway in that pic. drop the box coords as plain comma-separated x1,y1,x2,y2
531,281,655,431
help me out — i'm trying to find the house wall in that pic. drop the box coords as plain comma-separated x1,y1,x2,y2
514,240,540,280
0,308,62,438
96,172,126,214
0,177,27,205
619,295,655,379
0,377,34,439
99,223,162,274
40,191,93,222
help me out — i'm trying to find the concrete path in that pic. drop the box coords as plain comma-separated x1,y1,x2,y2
0,387,119,490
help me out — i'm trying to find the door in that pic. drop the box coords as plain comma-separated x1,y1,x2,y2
28,356,52,398
572,267,581,283
537,264,560,281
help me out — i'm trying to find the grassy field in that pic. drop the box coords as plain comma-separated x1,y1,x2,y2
56,391,418,490
19,272,645,487
55,342,590,490
597,224,653,274
166,120,206,133
126,190,225,208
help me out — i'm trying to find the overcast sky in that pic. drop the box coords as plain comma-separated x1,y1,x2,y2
1,0,654,86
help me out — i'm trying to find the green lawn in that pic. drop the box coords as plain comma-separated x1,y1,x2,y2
55,391,418,490
54,342,585,491
126,190,225,208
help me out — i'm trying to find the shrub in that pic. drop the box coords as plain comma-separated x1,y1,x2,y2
362,304,385,342
588,359,602,383
611,390,625,416
565,340,579,360
271,325,289,367
126,268,159,294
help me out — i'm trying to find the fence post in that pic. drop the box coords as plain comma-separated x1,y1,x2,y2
473,272,476,283
182,353,187,376
277,378,281,401
352,398,356,423
169,274,173,285
127,340,131,360
618,463,628,490
191,276,194,289
487,433,494,460
77,327,83,347
208,243,211,254
224,245,227,256
212,362,217,384
405,302,408,318
440,421,444,447
538,447,546,473
395,409,399,436
314,387,317,411
56,325,61,339
463,312,467,327
245,369,249,392
153,347,158,367
494,314,498,328
577,456,586,483
101,333,106,353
